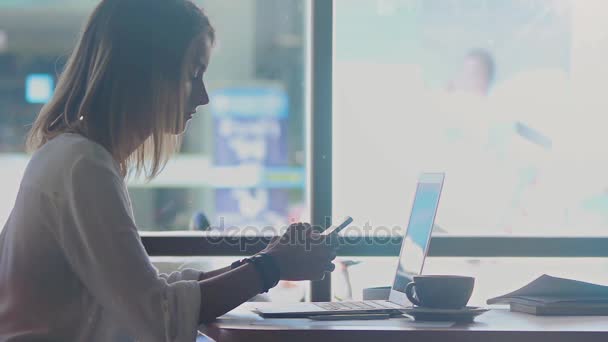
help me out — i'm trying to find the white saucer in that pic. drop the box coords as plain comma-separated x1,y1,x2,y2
401,306,489,322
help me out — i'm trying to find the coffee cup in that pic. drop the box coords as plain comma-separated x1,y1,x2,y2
405,275,474,309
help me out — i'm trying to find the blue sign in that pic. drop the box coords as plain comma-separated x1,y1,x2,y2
210,86,295,229
211,87,289,167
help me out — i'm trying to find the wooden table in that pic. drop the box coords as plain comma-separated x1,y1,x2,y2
200,303,608,342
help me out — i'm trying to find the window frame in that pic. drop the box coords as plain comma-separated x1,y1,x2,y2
141,233,608,258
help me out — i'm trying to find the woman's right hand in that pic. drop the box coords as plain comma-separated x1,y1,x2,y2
262,222,338,281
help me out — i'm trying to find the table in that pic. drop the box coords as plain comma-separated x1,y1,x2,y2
200,303,608,342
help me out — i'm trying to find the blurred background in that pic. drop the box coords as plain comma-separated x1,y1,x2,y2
334,0,608,237
0,0,309,232
2,0,608,304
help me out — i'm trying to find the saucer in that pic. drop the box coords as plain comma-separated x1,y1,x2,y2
401,306,489,323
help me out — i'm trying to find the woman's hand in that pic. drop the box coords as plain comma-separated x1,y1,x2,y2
262,222,338,281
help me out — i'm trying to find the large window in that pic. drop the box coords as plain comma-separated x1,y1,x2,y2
334,0,608,237
332,0,608,302
0,0,309,233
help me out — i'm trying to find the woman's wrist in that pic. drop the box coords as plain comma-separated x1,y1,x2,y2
230,258,246,270
256,253,281,286
231,254,280,293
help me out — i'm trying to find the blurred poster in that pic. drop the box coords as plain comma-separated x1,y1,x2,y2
210,86,290,231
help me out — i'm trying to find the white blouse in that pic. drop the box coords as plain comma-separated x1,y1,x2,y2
0,133,202,341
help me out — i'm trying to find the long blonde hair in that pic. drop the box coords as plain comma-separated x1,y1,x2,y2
27,0,214,179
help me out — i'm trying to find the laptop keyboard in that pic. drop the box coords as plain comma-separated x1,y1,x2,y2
314,301,400,311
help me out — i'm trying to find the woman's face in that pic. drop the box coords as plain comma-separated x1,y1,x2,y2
183,40,211,128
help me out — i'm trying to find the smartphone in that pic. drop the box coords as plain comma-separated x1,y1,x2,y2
321,216,353,236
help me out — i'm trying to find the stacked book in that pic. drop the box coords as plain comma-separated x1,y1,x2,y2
487,275,608,316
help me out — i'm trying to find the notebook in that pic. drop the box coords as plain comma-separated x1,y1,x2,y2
487,275,608,316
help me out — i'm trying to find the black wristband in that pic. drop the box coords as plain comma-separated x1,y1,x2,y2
259,253,281,285
230,258,246,270
245,253,280,293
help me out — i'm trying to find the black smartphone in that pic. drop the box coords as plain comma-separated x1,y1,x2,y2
321,216,353,236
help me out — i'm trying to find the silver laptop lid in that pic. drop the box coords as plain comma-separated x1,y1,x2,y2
388,172,444,306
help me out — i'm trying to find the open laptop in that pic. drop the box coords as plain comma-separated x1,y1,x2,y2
255,172,445,318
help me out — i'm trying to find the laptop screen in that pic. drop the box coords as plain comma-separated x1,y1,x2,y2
392,177,443,294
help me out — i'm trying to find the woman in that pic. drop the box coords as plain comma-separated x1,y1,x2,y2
0,0,336,341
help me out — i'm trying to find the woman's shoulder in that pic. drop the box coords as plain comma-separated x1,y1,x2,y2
25,133,121,190
40,133,116,169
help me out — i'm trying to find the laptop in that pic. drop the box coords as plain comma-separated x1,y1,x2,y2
255,172,445,318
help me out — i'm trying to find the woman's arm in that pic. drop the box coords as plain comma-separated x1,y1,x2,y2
197,263,263,323
197,223,337,323
198,266,231,281
60,156,202,341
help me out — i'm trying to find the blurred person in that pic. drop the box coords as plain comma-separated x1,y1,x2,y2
441,49,560,234
447,48,496,97
0,1,337,341
436,48,531,234
441,48,497,147
442,48,497,147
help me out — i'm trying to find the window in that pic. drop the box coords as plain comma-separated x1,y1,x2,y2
3,0,607,303
332,0,608,302
0,0,309,233
334,0,608,237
